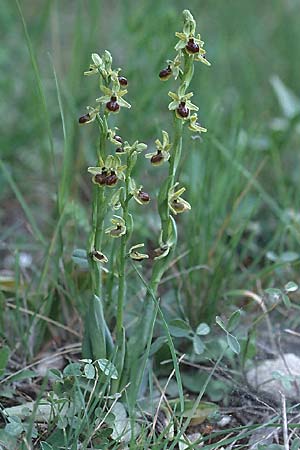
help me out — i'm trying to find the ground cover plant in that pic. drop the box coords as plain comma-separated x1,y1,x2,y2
1,1,300,449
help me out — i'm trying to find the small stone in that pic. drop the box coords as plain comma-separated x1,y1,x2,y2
247,353,300,401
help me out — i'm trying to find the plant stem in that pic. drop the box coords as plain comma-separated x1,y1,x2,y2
139,54,194,348
89,114,108,297
151,53,193,290
116,153,132,343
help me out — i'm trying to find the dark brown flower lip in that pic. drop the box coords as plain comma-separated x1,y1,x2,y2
118,76,128,86
105,171,118,186
159,65,172,80
106,97,120,112
177,102,190,118
138,190,150,203
171,199,185,212
78,113,91,124
150,151,164,165
94,173,107,185
186,38,200,54
91,250,107,262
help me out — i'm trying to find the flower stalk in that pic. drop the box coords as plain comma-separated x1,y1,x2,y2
79,9,210,402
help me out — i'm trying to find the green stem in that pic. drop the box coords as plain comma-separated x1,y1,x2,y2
116,153,132,343
160,117,183,242
89,113,108,296
139,54,194,345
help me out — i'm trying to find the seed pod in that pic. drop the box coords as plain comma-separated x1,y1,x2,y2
106,96,120,112
176,101,190,118
78,113,91,124
150,151,164,166
105,171,118,187
186,38,200,54
159,65,172,81
118,76,128,86
137,190,150,204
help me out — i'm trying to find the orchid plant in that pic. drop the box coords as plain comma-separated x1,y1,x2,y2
78,9,210,402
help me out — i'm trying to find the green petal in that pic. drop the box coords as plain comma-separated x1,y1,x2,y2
118,97,131,108
168,101,179,110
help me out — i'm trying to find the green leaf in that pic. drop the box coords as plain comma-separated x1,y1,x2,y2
265,288,282,300
110,402,140,443
57,415,68,429
149,336,168,356
227,310,241,332
227,333,240,354
281,293,291,309
8,369,36,382
84,363,95,379
193,335,205,355
63,363,81,377
196,323,210,336
215,316,227,332
169,319,191,338
41,443,53,450
97,359,118,379
170,399,218,426
0,345,10,376
284,281,298,292
48,369,62,381
291,438,300,450
280,251,299,262
0,429,17,447
5,416,24,436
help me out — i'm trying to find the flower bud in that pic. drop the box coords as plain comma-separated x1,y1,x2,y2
105,216,126,238
137,190,150,204
118,76,128,86
150,151,164,166
106,96,120,112
153,244,170,260
109,225,123,237
114,135,123,144
176,101,190,118
129,244,149,261
91,250,108,263
185,38,200,54
170,198,189,213
78,113,91,124
159,65,172,81
91,53,103,67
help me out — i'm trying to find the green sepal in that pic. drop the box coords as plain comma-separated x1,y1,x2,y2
128,151,137,172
